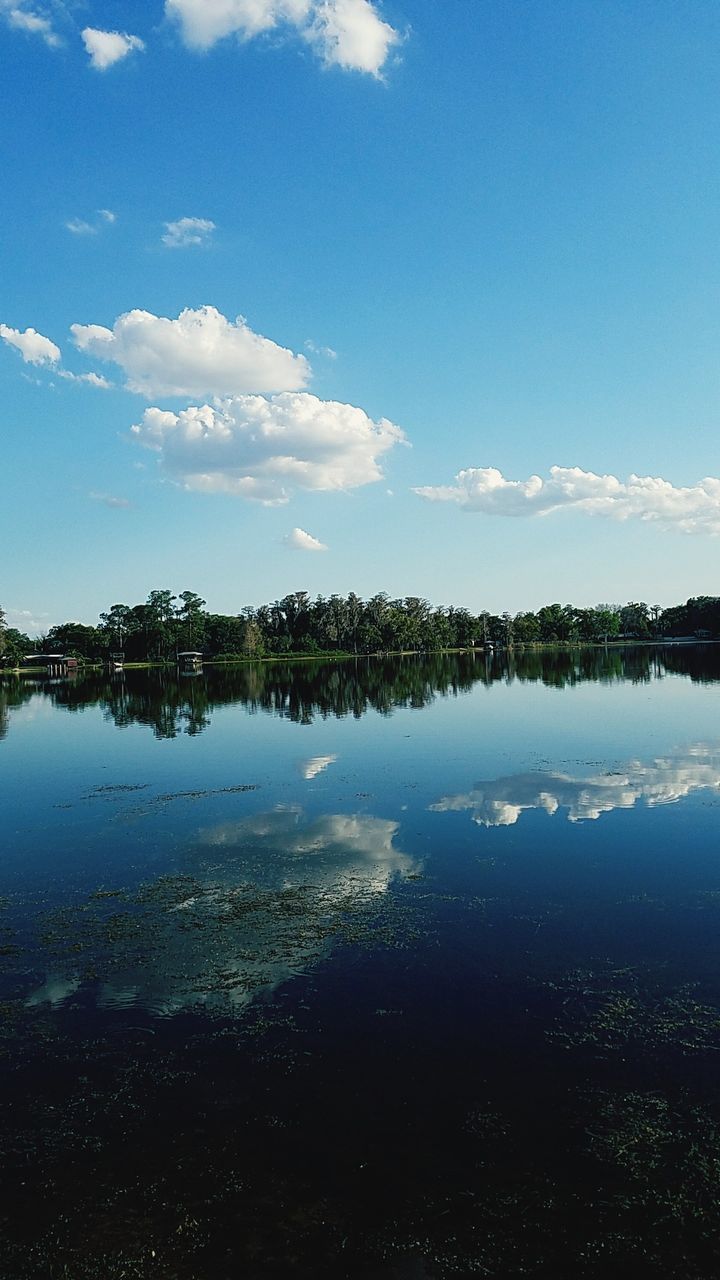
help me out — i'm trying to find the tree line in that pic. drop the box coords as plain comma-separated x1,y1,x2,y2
1,592,720,666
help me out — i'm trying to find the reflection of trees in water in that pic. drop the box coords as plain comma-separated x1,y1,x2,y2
0,678,36,741
656,644,720,684
2,646,719,739
490,645,656,687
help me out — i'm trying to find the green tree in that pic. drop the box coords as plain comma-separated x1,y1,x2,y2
513,612,540,643
177,591,207,649
145,590,178,659
592,606,620,643
1,628,32,665
345,592,364,654
99,604,134,649
44,622,103,660
620,602,650,639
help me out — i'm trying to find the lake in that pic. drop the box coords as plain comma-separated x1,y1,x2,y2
2,647,720,1278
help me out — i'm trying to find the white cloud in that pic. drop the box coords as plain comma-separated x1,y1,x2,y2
1,3,60,47
284,526,328,551
0,323,60,366
81,27,145,70
71,305,309,398
0,322,113,385
89,492,133,509
66,210,118,235
305,0,399,76
162,216,216,249
58,370,113,389
131,391,406,503
65,218,96,235
165,0,400,74
414,465,720,535
305,339,337,359
6,607,49,633
165,0,307,48
431,746,720,828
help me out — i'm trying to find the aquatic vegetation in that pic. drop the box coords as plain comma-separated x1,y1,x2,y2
547,966,720,1058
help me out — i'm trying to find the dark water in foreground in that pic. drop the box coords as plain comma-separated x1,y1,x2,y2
2,647,720,1278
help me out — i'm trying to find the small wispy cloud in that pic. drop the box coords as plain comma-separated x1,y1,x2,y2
89,492,133,509
161,217,216,249
7,606,49,633
305,339,337,360
1,3,61,48
82,27,145,70
65,209,118,235
65,218,96,236
283,527,329,552
58,370,113,389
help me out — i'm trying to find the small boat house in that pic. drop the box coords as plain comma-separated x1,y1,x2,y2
177,651,203,673
21,654,78,677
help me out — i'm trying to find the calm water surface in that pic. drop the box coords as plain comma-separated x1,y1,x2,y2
2,648,720,1278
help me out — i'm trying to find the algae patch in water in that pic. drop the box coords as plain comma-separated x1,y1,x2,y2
29,843,426,1016
546,965,720,1058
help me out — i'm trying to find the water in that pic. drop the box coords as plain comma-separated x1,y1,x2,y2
2,648,720,1277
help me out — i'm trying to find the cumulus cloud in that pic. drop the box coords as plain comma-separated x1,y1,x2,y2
81,27,145,70
71,305,309,398
131,392,406,503
0,323,60,366
284,526,328,551
431,746,720,829
414,465,720,535
162,216,216,248
0,322,113,385
165,0,304,47
305,0,400,75
165,0,400,75
1,3,61,47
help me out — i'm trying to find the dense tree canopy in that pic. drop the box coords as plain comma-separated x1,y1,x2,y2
1,592,719,667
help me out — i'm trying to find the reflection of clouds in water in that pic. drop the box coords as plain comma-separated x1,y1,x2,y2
197,808,414,898
26,975,80,1007
83,809,416,1017
431,745,720,827
298,754,338,780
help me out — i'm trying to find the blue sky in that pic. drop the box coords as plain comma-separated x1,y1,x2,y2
2,0,720,632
